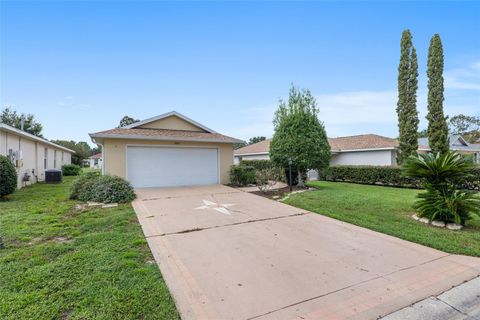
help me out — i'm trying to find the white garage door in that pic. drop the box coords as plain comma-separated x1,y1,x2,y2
126,146,219,188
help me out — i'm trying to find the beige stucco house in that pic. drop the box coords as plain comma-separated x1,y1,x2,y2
89,111,243,188
0,123,74,189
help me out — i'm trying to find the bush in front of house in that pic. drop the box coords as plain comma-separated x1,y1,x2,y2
319,165,480,190
0,155,17,198
76,175,136,204
229,165,256,186
320,165,424,189
62,164,81,176
69,171,100,200
403,151,480,225
240,160,274,171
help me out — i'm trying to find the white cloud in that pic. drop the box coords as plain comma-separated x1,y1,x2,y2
56,96,92,109
445,60,480,90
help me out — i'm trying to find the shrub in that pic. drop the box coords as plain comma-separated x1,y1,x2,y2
240,160,274,170
0,155,17,197
74,175,136,204
255,167,284,193
62,164,81,176
403,152,480,224
70,171,100,200
320,166,421,189
229,165,256,186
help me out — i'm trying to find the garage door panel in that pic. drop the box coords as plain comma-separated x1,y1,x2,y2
127,146,218,188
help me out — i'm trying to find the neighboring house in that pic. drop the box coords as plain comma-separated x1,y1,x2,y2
234,134,398,166
89,111,243,188
87,153,102,169
0,123,74,189
418,134,480,163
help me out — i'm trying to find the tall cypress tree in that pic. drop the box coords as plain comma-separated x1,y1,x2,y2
396,30,419,164
426,34,449,155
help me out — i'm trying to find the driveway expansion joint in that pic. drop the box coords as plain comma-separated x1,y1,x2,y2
145,211,310,238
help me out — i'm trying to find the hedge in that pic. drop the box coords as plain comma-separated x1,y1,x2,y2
240,160,274,170
319,165,480,191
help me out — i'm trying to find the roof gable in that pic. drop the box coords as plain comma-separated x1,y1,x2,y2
124,111,215,133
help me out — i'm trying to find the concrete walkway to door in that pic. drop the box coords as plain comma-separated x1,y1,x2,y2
132,185,480,320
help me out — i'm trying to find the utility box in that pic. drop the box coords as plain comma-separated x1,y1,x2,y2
45,169,62,184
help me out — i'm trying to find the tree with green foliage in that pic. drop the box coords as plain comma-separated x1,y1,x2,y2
269,86,331,186
426,34,449,155
119,115,140,127
51,140,92,165
449,114,480,143
396,30,419,164
418,129,428,138
0,107,43,137
248,136,266,145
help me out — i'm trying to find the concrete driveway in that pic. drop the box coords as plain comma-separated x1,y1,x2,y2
133,185,480,320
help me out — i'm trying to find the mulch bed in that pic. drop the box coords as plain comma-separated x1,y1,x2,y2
250,186,309,200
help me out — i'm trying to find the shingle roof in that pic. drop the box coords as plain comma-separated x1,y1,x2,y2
329,134,398,151
89,153,102,159
234,139,272,155
90,128,243,144
234,134,398,155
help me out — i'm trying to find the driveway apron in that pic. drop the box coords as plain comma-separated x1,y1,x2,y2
133,185,480,320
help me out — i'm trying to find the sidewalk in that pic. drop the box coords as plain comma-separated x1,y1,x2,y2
381,276,480,320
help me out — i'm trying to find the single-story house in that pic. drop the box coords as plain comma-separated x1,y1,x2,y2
234,134,399,166
85,153,102,169
418,135,480,163
89,111,243,188
234,133,480,167
0,123,74,189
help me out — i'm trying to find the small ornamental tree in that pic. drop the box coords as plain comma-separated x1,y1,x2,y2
426,34,449,155
0,155,17,197
269,86,331,186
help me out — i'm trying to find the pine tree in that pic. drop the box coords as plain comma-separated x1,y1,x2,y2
396,30,419,164
426,34,449,155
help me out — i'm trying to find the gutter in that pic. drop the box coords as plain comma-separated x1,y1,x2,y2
89,133,244,144
0,123,75,153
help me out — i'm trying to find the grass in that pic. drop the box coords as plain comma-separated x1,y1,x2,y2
284,181,480,257
0,177,179,320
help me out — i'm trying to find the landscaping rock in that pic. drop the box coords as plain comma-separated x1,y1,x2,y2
419,217,430,224
102,203,118,208
431,220,446,228
75,204,87,210
446,223,463,231
412,214,420,221
87,202,103,207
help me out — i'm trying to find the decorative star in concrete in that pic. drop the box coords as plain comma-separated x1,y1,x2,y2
193,200,235,215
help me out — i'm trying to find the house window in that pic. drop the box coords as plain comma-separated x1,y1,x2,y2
61,152,64,163
44,148,48,169
54,150,57,168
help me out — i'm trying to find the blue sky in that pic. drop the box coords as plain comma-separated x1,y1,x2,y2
1,1,479,145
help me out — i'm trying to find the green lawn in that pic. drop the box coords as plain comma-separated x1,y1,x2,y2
0,177,179,320
284,181,480,257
